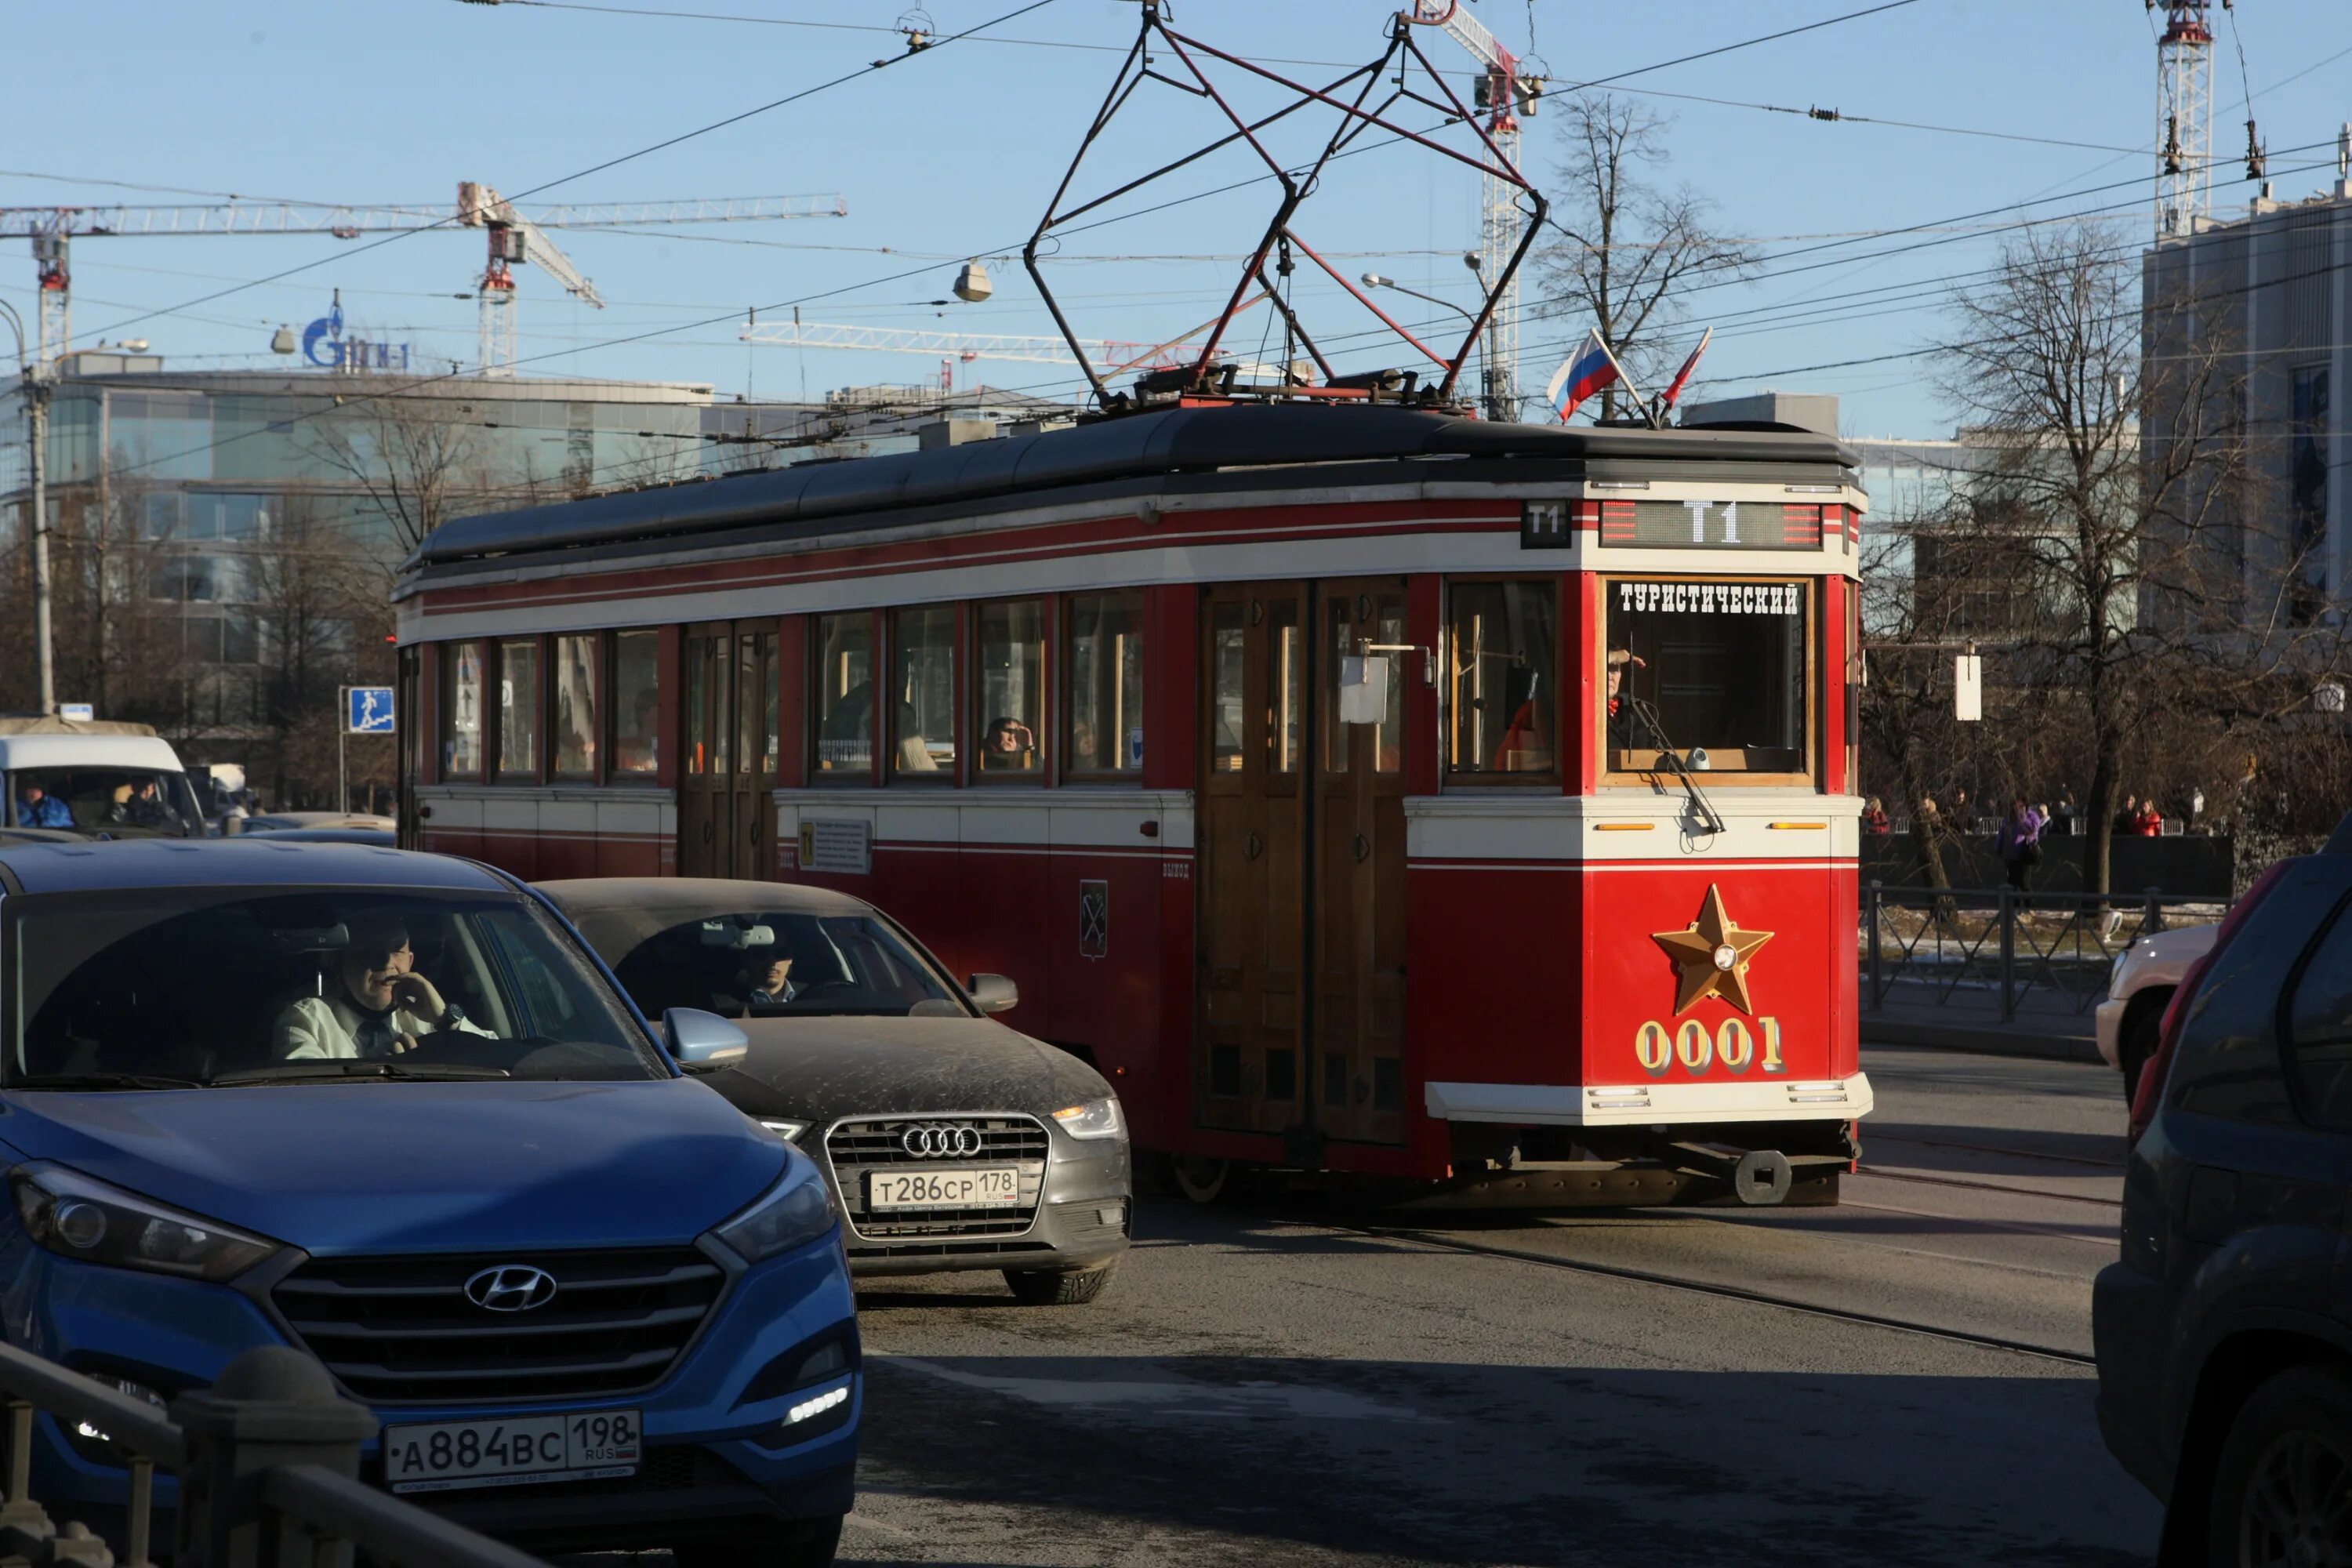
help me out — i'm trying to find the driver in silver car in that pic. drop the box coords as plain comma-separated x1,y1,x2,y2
273,912,494,1059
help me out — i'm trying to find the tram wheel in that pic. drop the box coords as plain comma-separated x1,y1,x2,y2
1171,1156,1232,1205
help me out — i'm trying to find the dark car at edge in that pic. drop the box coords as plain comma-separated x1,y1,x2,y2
2095,822,2352,1563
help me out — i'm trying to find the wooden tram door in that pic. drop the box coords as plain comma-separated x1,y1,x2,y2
1196,581,1407,1148
678,622,778,880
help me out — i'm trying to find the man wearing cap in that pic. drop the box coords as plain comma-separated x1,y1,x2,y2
272,910,495,1060
1606,647,1646,754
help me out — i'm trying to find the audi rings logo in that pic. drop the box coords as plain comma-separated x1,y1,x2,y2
463,1265,559,1313
901,1123,983,1159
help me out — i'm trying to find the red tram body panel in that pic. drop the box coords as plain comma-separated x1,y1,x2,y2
394,404,1870,1188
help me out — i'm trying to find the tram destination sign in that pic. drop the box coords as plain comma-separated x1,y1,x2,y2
1521,498,1824,550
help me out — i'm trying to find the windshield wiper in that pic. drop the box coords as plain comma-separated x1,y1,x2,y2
1628,695,1727,837
7,1071,205,1091
209,1061,512,1087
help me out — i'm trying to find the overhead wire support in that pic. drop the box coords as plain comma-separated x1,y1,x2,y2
1023,0,1544,416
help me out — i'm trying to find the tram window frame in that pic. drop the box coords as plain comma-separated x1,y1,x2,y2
1597,574,1818,787
1062,590,1145,783
890,604,957,782
971,597,1047,784
440,638,488,782
606,628,662,783
1441,576,1564,786
551,630,601,782
809,610,878,786
494,635,544,784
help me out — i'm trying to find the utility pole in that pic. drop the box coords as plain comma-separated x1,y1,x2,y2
1,299,54,716
27,368,53,716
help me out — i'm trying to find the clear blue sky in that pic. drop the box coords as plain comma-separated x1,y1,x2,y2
8,0,2349,437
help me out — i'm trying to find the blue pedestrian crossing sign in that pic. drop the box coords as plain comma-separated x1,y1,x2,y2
346,687,396,735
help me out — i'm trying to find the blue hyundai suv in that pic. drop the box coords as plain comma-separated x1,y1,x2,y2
0,839,856,1566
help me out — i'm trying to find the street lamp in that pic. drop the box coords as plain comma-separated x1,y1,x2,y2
1359,272,1476,328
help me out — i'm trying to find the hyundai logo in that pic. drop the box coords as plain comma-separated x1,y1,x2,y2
900,1123,983,1159
463,1265,559,1313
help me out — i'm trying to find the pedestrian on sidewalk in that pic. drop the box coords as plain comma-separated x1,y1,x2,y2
2135,797,2164,837
1863,796,1891,834
1997,796,2043,891
2114,793,2139,834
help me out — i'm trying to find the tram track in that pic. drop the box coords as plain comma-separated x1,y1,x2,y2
1322,1218,2099,1366
1856,1165,2124,1208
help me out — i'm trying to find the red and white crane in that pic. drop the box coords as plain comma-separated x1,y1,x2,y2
1402,1,1541,419
0,188,848,373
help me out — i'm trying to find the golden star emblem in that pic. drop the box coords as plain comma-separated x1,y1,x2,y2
1650,885,1774,1016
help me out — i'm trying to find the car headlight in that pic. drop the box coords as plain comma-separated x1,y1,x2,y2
1051,1096,1125,1141
753,1117,811,1143
9,1165,279,1283
2109,941,2147,1000
708,1167,837,1265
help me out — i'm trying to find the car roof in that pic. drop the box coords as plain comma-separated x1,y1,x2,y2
537,877,874,918
0,838,514,896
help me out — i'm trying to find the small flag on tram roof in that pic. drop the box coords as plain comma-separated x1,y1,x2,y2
1545,329,1624,424
1658,326,1713,416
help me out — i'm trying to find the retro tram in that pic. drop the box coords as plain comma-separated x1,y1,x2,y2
391,400,1872,1205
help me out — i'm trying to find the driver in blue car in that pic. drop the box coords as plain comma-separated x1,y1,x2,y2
273,911,495,1059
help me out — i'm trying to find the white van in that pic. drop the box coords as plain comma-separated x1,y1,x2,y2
0,717,205,837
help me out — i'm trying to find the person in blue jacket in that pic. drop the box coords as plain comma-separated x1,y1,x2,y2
16,782,72,829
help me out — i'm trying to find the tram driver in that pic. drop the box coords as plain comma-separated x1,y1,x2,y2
1606,647,1646,753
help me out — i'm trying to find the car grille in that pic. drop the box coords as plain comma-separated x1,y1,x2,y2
274,1247,725,1406
826,1114,1049,1246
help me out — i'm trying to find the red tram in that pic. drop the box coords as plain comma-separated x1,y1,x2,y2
394,401,1870,1203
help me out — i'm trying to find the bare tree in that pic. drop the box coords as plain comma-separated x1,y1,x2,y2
1536,94,1755,419
1929,218,2343,895
303,383,490,557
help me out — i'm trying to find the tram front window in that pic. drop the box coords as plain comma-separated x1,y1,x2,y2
1606,578,1809,778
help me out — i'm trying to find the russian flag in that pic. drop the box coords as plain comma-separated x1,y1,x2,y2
1545,330,1621,424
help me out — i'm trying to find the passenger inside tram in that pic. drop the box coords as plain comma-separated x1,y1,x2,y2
980,717,1037,771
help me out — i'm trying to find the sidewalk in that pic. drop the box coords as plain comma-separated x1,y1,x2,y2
1860,982,2106,1065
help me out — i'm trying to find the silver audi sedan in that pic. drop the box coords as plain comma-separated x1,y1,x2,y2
537,878,1130,1305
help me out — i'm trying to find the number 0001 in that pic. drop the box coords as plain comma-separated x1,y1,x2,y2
1633,1017,1785,1078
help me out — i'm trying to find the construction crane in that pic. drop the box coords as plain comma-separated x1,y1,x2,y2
1403,1,1541,421
458,182,604,377
0,190,848,373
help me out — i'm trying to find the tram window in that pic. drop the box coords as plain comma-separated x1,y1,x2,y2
812,612,874,779
609,630,660,777
1208,603,1246,774
891,606,956,779
496,638,541,780
1445,581,1557,777
975,600,1044,778
1269,599,1301,773
553,633,598,779
1605,579,1809,777
1067,592,1143,779
1327,592,1404,774
739,630,776,779
441,640,485,780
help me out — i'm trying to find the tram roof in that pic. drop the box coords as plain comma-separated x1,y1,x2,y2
404,402,1859,576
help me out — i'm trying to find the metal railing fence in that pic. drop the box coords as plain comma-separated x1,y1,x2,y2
0,1340,545,1568
1860,881,2226,1020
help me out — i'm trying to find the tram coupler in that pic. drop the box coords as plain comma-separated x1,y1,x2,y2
1663,1142,1797,1207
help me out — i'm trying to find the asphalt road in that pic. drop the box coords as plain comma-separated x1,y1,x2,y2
688,1042,2162,1566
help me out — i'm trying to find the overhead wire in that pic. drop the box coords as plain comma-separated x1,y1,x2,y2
67,0,1063,345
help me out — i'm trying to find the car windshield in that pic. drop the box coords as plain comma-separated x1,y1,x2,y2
568,906,964,1021
9,768,204,838
6,889,661,1087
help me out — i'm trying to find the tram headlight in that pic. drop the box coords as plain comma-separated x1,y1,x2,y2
1052,1097,1125,1142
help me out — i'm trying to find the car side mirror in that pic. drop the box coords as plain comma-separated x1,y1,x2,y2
966,974,1019,1014
662,1007,749,1071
